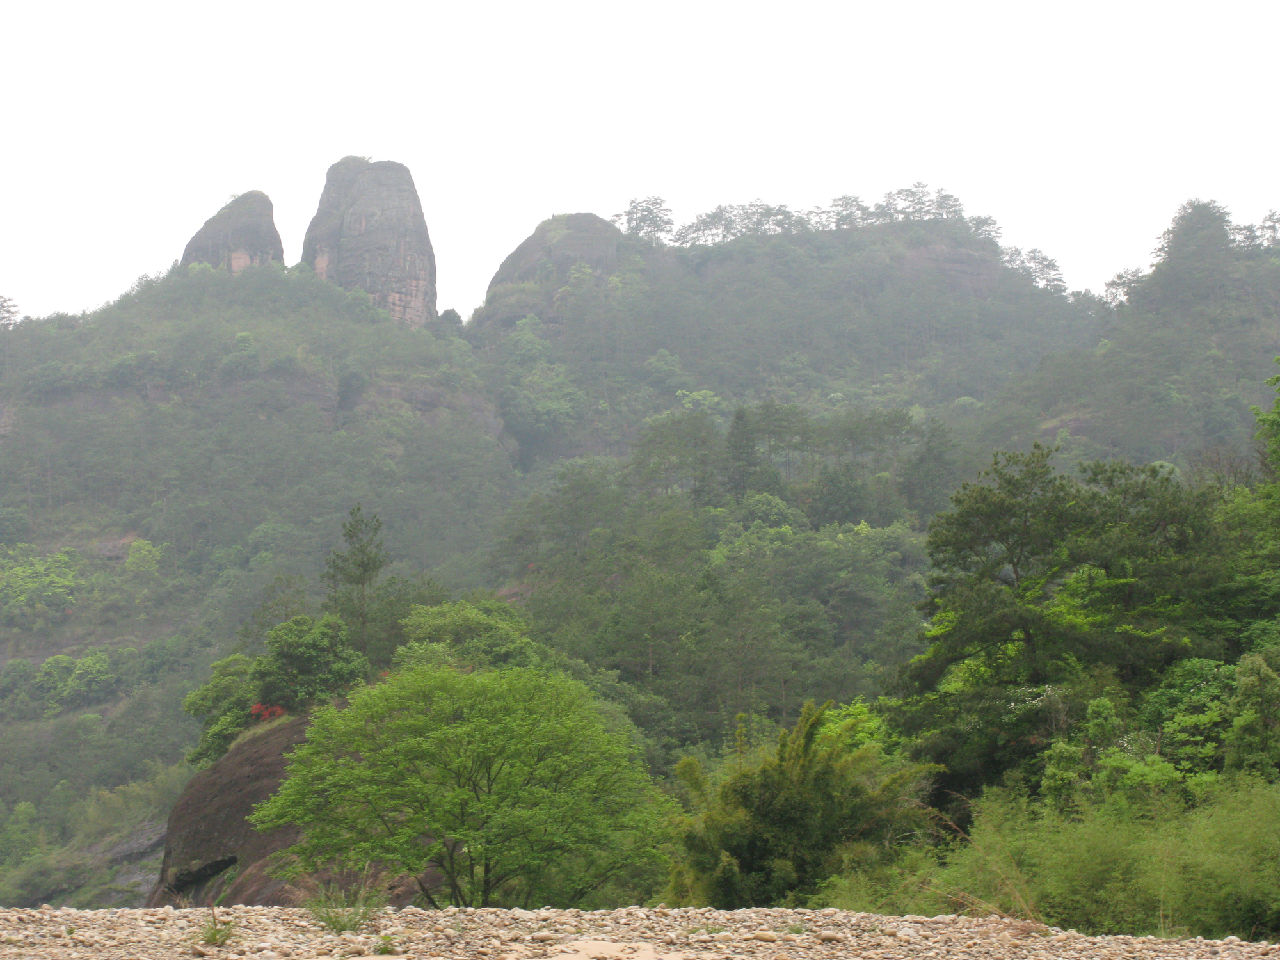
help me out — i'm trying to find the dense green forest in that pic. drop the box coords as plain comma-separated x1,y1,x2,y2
2,189,1279,937
470,188,1102,468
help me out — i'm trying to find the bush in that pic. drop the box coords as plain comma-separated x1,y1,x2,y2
818,778,1280,940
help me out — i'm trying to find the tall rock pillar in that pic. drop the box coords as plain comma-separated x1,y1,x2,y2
302,157,437,326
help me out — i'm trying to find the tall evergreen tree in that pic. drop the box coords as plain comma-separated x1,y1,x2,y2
322,504,388,660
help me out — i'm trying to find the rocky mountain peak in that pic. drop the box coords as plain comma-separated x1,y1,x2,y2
473,213,624,327
301,156,437,326
489,212,622,289
180,191,283,274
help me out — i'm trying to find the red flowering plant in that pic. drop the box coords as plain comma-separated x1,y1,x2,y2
249,703,286,722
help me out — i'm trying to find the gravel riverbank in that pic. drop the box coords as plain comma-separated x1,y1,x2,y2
1,905,1274,960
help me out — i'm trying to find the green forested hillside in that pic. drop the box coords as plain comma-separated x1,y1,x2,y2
471,190,1101,468
1,264,515,604
473,194,1280,481
2,191,1280,929
991,201,1280,465
478,372,972,754
0,263,517,904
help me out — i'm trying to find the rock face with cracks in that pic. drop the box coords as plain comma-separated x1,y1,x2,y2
179,191,284,274
302,156,438,326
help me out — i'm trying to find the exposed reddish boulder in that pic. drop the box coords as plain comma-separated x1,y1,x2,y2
148,714,438,907
147,717,308,906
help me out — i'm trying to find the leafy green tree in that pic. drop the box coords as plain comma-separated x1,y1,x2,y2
321,505,436,666
0,801,41,866
630,408,723,503
897,445,1227,803
496,443,928,744
724,407,761,499
0,659,40,721
1143,200,1235,313
396,599,540,669
1139,658,1235,776
124,539,162,577
614,197,674,244
670,701,934,907
673,202,809,245
0,296,19,330
251,665,670,907
0,546,80,630
899,417,961,517
46,650,116,713
491,315,588,467
252,615,367,713
182,654,256,766
906,444,1083,695
182,615,366,765
1224,650,1280,776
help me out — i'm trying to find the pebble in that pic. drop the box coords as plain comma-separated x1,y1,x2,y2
0,906,1270,960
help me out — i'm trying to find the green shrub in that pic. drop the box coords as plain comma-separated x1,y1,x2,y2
305,879,386,933
818,779,1280,940
200,907,235,946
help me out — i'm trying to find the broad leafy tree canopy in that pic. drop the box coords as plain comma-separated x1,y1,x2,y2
251,665,671,907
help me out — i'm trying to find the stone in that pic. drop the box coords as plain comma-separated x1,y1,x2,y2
147,716,309,907
17,896,1265,960
302,156,437,326
488,213,620,288
181,191,284,274
474,213,623,328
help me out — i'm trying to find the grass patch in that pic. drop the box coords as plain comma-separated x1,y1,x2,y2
200,906,234,946
305,878,387,933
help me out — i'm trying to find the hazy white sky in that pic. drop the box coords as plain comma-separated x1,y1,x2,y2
3,0,1276,320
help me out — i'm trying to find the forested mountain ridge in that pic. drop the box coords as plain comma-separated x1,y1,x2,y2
469,193,1280,481
1,177,1279,923
994,200,1280,465
470,189,1104,469
0,264,515,663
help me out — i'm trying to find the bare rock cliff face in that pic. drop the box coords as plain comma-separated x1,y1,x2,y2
302,156,437,326
180,191,284,273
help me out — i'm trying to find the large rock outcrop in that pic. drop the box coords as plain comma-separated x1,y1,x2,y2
475,213,623,327
301,157,437,326
148,717,308,907
489,213,621,288
180,191,284,273
148,716,436,907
